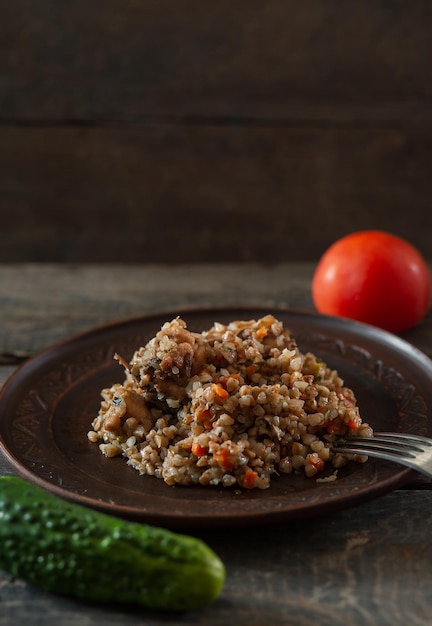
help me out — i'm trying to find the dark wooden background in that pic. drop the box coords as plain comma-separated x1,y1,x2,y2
2,1,432,263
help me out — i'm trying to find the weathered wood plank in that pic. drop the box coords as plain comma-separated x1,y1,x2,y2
3,2,432,264
0,263,315,354
0,263,431,355
2,1,432,122
1,490,432,626
1,263,432,624
1,126,431,263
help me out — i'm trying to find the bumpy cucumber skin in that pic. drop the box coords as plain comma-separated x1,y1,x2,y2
0,476,225,610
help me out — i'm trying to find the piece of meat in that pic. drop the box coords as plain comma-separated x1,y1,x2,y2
160,342,194,379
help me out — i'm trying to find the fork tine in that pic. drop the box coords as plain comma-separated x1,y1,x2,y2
333,431,432,478
336,440,417,459
345,435,424,454
372,432,432,447
332,445,428,475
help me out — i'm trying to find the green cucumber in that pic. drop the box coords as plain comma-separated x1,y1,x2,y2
0,476,225,610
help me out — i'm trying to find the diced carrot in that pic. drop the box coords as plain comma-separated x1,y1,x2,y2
307,453,324,472
192,442,207,457
195,407,211,422
256,326,268,340
211,383,229,399
214,447,234,471
245,364,258,377
348,417,360,431
240,468,258,489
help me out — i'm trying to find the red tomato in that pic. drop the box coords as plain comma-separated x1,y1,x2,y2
312,231,431,333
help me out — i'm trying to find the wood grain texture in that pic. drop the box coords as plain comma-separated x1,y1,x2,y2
1,491,432,626
0,262,430,354
2,1,432,262
0,263,315,353
1,126,431,263
2,0,432,122
0,263,432,625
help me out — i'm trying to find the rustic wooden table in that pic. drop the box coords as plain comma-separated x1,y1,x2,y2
1,263,432,626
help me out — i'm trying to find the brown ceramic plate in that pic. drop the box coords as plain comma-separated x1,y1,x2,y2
0,307,431,529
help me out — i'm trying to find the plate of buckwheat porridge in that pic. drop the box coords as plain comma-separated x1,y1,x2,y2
1,308,431,528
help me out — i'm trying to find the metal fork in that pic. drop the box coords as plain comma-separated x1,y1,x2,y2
334,432,432,478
